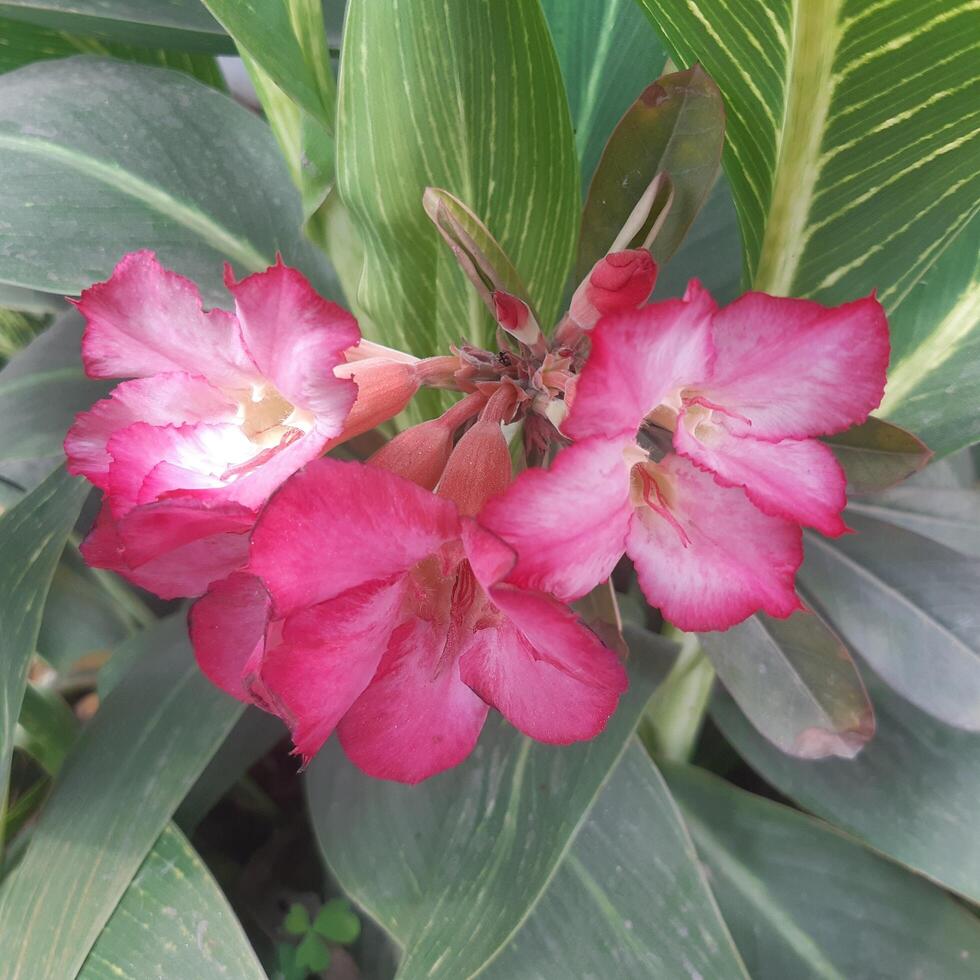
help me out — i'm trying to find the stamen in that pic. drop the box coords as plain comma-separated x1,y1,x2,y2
635,465,691,548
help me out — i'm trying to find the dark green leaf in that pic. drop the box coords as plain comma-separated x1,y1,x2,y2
335,0,578,357
0,614,243,978
306,651,666,979
14,683,77,774
0,57,334,305
665,762,980,980
313,898,360,945
700,610,873,759
0,0,232,52
201,0,331,127
0,465,88,847
576,65,725,280
541,0,668,196
799,513,980,730
712,661,980,902
481,742,749,980
79,824,266,979
825,417,932,495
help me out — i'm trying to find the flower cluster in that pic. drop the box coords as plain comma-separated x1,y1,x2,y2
66,248,888,782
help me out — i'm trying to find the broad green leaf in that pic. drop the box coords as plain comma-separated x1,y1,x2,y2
0,13,226,87
849,484,980,557
0,311,110,463
575,65,725,281
799,513,980,730
14,683,77,774
336,0,578,357
700,610,873,759
79,823,266,980
878,210,980,457
0,466,87,847
306,649,668,980
0,282,64,315
0,57,334,305
541,0,668,196
481,743,749,980
201,0,331,128
636,0,980,453
712,661,980,903
825,416,931,495
0,0,232,52
665,763,980,980
0,614,243,978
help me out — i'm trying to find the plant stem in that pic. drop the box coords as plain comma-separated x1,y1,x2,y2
640,625,715,764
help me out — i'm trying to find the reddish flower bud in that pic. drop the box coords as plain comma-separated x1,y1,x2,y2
331,357,420,444
567,249,658,330
492,290,545,350
437,420,512,516
369,420,454,489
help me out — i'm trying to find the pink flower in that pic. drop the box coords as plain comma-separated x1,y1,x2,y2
189,436,627,783
481,283,890,632
65,251,417,598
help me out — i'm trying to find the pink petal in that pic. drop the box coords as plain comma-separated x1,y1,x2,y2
337,617,489,783
702,292,889,440
458,584,627,743
627,454,803,631
81,501,250,599
565,286,715,441
224,259,359,428
189,573,272,702
76,251,257,387
259,578,406,764
65,373,238,491
675,408,849,536
478,438,632,601
249,458,461,616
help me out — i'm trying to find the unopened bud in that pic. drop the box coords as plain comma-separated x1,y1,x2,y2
368,420,454,489
568,249,657,330
437,420,512,516
331,357,419,443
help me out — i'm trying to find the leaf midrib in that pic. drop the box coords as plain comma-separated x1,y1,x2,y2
0,132,270,274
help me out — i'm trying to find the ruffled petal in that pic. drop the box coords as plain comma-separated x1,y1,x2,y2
565,284,715,441
81,501,250,599
76,251,257,387
626,454,803,631
337,617,489,783
65,373,238,491
458,583,628,743
259,578,406,764
675,408,849,536
224,259,359,428
478,438,632,601
702,292,889,440
189,572,272,702
249,458,461,616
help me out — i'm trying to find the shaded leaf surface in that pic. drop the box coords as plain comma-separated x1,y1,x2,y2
825,417,931,495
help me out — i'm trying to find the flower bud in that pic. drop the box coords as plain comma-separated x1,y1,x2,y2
437,420,512,516
331,357,419,443
567,249,657,330
368,420,454,489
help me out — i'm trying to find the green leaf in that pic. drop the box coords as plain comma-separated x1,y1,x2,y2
825,417,932,495
285,902,311,936
0,57,334,305
313,898,361,945
0,465,88,848
799,513,980,730
295,933,330,973
306,650,667,980
0,614,243,978
700,610,873,759
849,483,980,558
0,312,110,463
480,742,749,979
78,824,266,980
575,65,725,281
878,211,980,457
0,13,227,87
201,0,331,128
0,0,233,52
541,0,668,196
14,683,77,775
335,0,578,358
712,660,980,903
0,281,64,315
665,763,980,980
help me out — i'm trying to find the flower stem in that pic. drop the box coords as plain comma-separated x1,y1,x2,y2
639,625,715,764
